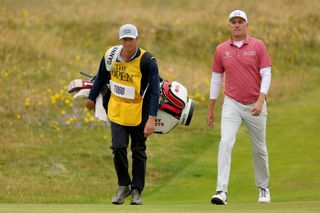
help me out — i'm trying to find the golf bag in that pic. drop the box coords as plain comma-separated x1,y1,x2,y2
68,76,195,134
155,80,195,133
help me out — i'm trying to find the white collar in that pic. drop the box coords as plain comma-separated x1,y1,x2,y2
233,40,244,48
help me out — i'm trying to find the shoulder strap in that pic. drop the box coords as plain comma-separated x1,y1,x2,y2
140,51,154,73
140,51,156,98
104,45,123,71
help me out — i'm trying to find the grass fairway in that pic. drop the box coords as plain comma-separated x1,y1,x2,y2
0,202,319,213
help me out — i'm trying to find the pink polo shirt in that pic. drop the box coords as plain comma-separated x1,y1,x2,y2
212,35,272,104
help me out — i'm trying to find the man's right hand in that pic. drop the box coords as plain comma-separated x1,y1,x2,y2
207,99,216,128
85,99,95,110
207,110,215,128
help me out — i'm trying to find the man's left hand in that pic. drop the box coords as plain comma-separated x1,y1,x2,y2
251,94,266,116
144,116,156,137
251,102,263,116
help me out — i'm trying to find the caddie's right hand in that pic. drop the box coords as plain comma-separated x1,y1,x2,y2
85,99,95,110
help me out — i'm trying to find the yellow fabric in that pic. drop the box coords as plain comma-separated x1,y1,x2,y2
107,49,146,126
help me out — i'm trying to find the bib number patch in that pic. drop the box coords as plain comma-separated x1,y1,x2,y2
110,80,135,100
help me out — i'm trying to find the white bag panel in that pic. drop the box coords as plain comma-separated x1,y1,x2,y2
154,110,179,134
170,81,188,106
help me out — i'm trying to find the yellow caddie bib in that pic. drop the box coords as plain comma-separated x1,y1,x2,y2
107,49,146,126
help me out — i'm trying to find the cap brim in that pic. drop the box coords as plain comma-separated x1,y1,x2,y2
119,35,137,39
229,16,247,22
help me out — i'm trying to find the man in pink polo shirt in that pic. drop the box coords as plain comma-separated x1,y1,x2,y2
207,10,272,205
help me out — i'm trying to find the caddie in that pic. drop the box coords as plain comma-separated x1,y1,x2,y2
85,24,160,205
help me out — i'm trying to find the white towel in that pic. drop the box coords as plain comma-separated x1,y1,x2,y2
73,89,109,123
95,93,109,123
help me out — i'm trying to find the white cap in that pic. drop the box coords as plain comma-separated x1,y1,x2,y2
229,10,248,23
119,24,138,39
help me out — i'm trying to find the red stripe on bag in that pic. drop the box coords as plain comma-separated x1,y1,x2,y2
163,81,185,109
159,103,181,115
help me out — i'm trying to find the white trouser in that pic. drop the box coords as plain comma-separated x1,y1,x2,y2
216,96,270,193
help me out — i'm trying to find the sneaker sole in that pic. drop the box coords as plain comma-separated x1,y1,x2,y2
112,201,124,205
259,200,271,204
211,197,227,205
130,202,143,205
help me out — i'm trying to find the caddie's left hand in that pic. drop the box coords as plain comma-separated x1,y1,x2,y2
144,115,156,137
